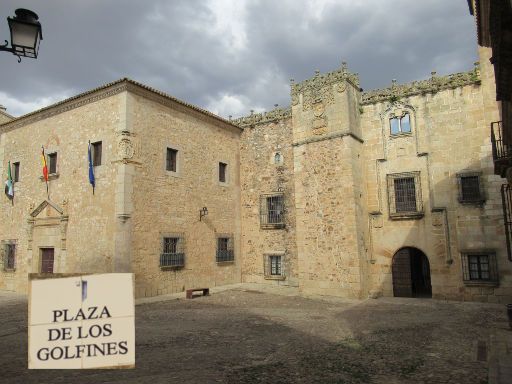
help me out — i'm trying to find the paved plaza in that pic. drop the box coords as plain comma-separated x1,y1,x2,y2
0,285,509,383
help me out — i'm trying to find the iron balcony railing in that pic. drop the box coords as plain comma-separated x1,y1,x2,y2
501,184,512,261
160,252,185,268
491,121,512,177
216,249,234,263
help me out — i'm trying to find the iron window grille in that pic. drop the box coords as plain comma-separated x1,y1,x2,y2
387,172,423,219
13,162,20,182
390,113,411,135
216,234,234,262
47,152,57,174
501,184,512,261
160,235,185,268
264,253,285,279
260,193,285,229
2,241,16,271
461,252,498,285
457,172,485,204
166,148,178,172
92,141,102,166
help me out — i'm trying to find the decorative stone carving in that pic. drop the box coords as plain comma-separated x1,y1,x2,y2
290,62,359,111
118,138,135,160
233,106,291,128
362,64,480,105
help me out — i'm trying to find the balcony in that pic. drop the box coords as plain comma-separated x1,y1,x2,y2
501,184,512,262
491,121,512,177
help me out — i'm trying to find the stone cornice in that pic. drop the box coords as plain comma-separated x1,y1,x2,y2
233,106,292,128
292,131,364,147
361,64,481,105
0,78,240,134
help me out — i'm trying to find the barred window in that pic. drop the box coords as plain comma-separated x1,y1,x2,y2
2,242,16,271
387,172,423,218
260,193,285,228
461,252,498,284
216,235,234,262
390,113,411,135
264,253,285,279
160,235,185,268
457,172,485,204
166,148,178,172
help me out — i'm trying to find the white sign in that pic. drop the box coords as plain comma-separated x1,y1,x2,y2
28,273,135,369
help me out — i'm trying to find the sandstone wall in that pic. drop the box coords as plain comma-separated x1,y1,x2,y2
0,94,121,292
239,115,298,287
362,47,512,302
129,92,242,298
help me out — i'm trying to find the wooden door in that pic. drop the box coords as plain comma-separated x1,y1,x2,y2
41,248,54,273
392,248,412,297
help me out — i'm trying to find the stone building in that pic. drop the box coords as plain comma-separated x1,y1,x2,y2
1,44,511,302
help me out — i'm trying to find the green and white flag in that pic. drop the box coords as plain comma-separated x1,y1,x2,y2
4,161,13,199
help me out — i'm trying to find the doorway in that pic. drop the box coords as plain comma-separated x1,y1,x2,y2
40,248,54,273
392,247,431,298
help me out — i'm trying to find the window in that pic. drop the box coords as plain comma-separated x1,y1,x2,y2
274,152,283,165
92,141,102,166
166,148,178,172
264,253,285,279
270,256,282,275
457,172,485,204
160,235,185,268
390,113,411,135
48,153,57,174
13,162,20,182
387,172,423,218
216,235,234,262
260,193,285,228
219,162,227,183
461,252,498,284
3,242,16,271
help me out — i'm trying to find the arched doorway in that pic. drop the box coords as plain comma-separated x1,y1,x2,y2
392,247,432,298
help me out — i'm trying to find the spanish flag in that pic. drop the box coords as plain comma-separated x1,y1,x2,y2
41,146,49,197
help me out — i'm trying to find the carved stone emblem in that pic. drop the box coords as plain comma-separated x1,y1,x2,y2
118,138,134,159
313,101,325,118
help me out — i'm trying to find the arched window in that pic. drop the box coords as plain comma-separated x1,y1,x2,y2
274,152,283,164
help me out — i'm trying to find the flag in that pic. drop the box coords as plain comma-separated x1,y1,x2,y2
4,161,13,199
41,146,49,198
41,147,48,181
88,141,95,191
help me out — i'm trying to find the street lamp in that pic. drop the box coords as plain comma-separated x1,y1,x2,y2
0,9,43,62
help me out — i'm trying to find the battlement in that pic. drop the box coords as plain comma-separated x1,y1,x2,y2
361,63,481,105
232,106,291,128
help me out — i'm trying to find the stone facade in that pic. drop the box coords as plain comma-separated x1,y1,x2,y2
1,47,511,302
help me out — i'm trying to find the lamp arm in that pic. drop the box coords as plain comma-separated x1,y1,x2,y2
0,40,22,62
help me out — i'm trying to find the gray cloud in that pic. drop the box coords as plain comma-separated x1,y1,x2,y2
0,0,477,118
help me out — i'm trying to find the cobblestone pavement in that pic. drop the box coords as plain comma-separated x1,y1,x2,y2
0,287,506,383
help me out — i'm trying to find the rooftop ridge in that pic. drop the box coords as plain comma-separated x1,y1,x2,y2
361,63,481,105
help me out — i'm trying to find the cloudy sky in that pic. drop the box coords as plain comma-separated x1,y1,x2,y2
0,0,477,118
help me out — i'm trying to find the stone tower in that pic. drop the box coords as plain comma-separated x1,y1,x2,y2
290,64,368,298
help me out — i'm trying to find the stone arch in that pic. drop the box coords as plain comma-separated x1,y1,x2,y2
392,246,432,298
